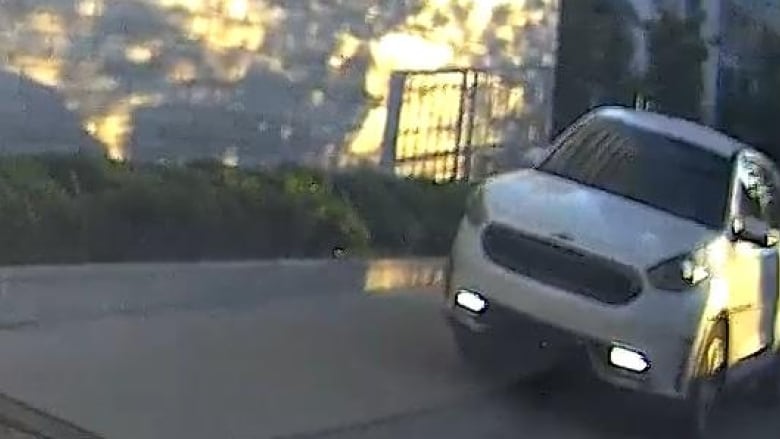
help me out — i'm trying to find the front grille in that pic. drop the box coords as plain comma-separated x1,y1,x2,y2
482,223,642,305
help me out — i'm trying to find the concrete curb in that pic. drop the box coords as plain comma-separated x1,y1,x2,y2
0,258,446,328
0,257,444,282
0,392,103,439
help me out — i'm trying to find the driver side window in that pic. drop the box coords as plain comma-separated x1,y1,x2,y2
761,163,780,229
736,155,777,227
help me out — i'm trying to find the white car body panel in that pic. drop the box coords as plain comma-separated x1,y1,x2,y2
485,169,719,268
445,107,780,402
449,217,708,399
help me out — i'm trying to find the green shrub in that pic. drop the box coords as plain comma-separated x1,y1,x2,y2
77,164,370,262
0,154,466,265
0,157,84,264
333,169,470,256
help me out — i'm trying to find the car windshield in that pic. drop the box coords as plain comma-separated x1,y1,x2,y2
538,121,733,229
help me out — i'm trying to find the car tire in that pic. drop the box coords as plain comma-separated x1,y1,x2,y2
675,321,728,439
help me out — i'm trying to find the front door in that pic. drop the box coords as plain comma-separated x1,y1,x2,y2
755,155,780,351
726,152,779,363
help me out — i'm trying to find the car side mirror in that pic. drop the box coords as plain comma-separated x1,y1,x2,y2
731,217,778,248
768,229,780,247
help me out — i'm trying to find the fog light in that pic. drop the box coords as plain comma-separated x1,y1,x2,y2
455,289,488,314
609,345,650,373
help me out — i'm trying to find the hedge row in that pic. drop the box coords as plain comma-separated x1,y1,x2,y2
0,154,470,265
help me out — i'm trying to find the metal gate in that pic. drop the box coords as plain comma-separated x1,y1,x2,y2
380,66,554,182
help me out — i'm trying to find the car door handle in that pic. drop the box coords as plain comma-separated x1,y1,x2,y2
731,304,752,313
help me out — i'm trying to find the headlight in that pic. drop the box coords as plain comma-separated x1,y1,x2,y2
465,185,487,226
608,345,651,373
454,289,488,314
647,248,710,291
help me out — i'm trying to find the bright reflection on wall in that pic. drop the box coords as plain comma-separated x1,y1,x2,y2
125,44,156,64
364,259,444,293
325,0,556,166
0,0,558,165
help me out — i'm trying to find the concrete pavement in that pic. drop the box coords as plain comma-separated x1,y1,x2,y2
0,259,443,329
0,260,775,438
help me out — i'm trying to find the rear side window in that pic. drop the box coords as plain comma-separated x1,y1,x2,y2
764,164,780,228
737,154,780,228
736,156,766,221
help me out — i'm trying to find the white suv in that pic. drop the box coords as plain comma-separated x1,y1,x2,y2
444,107,780,437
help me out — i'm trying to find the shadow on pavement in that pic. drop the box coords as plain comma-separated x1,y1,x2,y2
506,362,778,439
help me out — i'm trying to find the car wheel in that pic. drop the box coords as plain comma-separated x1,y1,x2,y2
677,322,728,439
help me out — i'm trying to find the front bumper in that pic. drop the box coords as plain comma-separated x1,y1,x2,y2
446,221,707,400
445,295,692,399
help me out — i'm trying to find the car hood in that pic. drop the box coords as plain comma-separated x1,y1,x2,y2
484,169,721,269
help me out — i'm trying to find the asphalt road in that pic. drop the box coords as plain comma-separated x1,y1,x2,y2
0,261,775,439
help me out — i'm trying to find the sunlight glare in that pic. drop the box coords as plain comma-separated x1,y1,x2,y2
338,0,547,164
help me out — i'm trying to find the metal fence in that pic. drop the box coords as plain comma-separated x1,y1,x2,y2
380,66,555,182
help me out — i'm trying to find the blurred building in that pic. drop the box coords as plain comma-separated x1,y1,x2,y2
717,1,780,102
630,0,780,126
0,0,560,172
691,0,780,127
379,66,556,182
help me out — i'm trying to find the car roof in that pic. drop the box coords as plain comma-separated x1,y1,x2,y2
589,107,747,159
